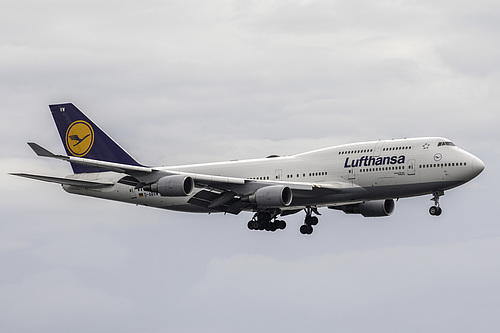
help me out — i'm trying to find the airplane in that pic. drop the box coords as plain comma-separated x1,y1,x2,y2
11,103,485,234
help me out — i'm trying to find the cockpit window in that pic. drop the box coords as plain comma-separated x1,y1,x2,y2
438,141,455,147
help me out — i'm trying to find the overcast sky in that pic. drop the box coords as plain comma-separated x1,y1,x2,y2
1,1,499,332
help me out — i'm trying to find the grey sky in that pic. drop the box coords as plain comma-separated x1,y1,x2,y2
1,1,499,332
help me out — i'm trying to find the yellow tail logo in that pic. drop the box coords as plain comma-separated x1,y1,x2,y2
65,121,94,156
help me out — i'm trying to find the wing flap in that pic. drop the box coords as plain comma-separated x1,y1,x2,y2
187,189,250,214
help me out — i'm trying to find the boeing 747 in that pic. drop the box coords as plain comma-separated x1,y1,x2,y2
11,103,485,234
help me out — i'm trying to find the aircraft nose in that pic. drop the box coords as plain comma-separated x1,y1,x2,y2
472,157,485,176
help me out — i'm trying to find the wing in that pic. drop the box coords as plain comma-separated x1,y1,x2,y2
23,142,353,213
10,173,114,188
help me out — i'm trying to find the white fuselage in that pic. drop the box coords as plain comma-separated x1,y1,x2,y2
63,137,484,213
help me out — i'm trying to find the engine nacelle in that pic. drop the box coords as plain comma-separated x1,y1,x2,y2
144,175,194,196
340,199,395,217
248,185,293,208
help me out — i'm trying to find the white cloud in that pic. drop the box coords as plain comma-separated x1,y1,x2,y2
0,269,134,331
187,237,500,332
30,232,129,269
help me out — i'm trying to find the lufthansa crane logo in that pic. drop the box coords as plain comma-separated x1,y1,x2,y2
65,120,94,157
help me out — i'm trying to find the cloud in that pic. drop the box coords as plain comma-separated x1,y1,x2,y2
30,232,129,269
187,237,500,332
0,269,134,332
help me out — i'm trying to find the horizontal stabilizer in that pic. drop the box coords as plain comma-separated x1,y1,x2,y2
10,173,114,188
26,142,153,174
27,142,61,158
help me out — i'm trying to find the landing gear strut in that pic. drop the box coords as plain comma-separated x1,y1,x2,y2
247,211,286,232
300,207,319,235
429,190,444,216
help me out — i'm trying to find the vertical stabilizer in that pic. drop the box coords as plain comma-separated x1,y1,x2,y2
49,103,142,174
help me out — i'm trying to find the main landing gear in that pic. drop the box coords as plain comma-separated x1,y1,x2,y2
247,207,321,235
247,211,286,232
429,190,444,216
299,207,319,235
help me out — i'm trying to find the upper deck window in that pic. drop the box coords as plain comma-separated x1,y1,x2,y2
438,141,455,147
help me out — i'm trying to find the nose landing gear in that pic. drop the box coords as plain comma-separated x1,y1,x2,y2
429,205,442,216
429,190,444,216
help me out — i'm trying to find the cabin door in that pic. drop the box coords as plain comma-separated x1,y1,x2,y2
407,159,416,175
348,167,355,180
373,142,384,156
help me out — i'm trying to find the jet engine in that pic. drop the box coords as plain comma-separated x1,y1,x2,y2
248,185,293,208
336,199,395,217
144,175,194,196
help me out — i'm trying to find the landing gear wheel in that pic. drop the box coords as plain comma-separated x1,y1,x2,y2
276,220,286,230
248,220,260,230
305,216,319,226
429,206,443,216
300,224,313,235
248,211,287,232
300,207,319,235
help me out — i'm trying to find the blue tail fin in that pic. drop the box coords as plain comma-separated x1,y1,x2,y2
50,103,142,174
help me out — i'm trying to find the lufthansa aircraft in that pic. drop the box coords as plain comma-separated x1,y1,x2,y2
12,103,485,234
